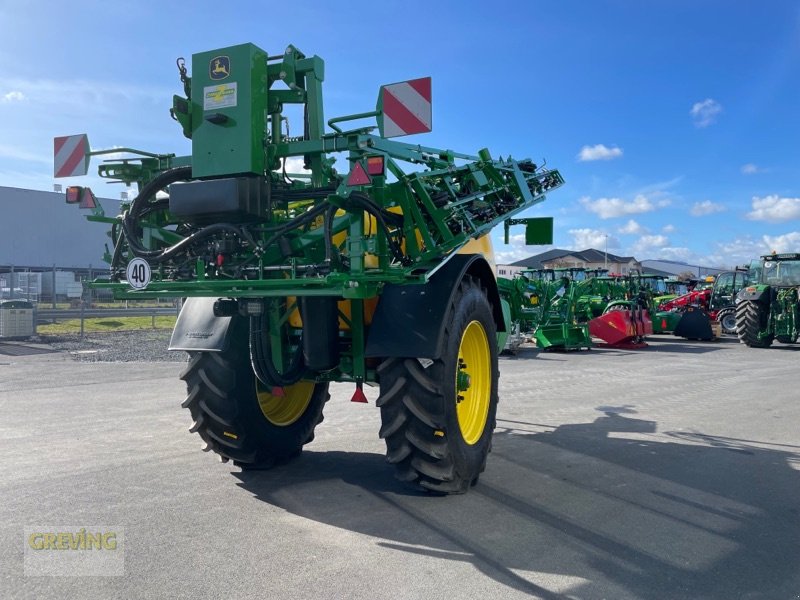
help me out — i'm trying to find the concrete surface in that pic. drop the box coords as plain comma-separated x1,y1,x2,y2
1,336,799,599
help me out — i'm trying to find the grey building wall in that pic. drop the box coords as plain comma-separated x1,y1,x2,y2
641,259,727,277
0,186,121,269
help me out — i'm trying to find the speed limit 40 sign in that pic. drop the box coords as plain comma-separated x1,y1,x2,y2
126,258,152,290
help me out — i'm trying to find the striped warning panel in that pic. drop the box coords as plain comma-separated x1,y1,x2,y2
379,77,431,138
54,134,89,178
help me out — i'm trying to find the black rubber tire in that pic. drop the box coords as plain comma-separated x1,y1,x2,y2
735,300,773,348
377,276,499,494
180,318,329,467
717,309,737,335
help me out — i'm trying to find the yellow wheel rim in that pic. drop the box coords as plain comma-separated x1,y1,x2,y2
256,380,315,426
455,320,491,445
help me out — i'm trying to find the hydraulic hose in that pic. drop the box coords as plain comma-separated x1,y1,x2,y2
119,166,192,264
249,314,305,388
347,192,408,265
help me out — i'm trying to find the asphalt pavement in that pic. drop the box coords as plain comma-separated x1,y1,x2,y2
1,336,799,599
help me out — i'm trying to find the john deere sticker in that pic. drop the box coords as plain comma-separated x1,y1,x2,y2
203,82,237,110
209,56,230,81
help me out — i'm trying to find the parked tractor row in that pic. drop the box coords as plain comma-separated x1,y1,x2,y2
497,263,775,350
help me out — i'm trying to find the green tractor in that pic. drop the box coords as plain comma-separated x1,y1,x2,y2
56,42,563,494
708,267,751,335
736,253,800,347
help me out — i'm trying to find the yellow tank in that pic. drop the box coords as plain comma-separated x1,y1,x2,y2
288,211,495,331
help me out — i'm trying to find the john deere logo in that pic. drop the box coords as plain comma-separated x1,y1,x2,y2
209,56,230,81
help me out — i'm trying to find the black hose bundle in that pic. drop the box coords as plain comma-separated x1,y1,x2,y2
118,166,262,266
249,314,305,387
346,192,409,265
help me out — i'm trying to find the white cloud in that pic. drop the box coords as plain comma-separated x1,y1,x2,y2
568,228,620,250
618,219,645,235
690,200,726,216
746,195,800,223
763,232,800,253
741,163,761,175
711,237,768,266
0,77,171,118
494,233,553,264
283,157,310,172
655,246,694,262
690,98,722,128
0,144,52,165
2,90,25,102
580,194,663,219
577,144,623,162
662,224,675,233
631,234,669,256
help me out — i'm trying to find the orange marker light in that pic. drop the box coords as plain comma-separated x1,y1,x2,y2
65,186,83,204
366,155,385,176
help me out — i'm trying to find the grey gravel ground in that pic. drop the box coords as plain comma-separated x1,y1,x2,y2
36,330,186,362
2,334,799,600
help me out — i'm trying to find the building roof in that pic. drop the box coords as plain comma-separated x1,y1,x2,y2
641,259,728,277
508,248,637,268
641,265,675,277
508,248,572,269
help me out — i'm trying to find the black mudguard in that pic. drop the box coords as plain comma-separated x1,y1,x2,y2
365,254,503,360
169,297,235,352
168,255,503,358
738,286,771,303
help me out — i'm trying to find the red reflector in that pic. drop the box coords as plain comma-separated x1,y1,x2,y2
79,187,97,209
346,161,371,186
366,155,385,176
65,186,82,204
350,383,368,403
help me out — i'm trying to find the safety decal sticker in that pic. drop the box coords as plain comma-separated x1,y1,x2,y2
203,82,237,111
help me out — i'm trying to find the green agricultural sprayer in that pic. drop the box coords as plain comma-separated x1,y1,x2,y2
498,268,591,352
55,43,563,494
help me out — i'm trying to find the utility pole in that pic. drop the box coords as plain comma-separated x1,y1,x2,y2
604,235,608,270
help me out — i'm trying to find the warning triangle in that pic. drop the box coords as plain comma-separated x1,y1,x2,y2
346,161,371,186
79,188,97,209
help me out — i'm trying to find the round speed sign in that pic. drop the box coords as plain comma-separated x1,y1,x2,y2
126,258,152,290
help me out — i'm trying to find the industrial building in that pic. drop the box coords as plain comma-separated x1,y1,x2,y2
497,249,727,279
0,186,121,302
497,248,641,278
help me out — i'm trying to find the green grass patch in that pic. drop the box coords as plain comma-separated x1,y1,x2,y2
37,316,177,335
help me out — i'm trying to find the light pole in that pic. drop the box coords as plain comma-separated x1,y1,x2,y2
604,234,608,270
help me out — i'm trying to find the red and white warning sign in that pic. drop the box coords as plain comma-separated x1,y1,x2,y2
53,134,90,178
378,77,432,138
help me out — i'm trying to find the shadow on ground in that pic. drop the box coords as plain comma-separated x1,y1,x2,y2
234,410,800,599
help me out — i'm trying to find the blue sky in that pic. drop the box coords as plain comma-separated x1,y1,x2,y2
1,0,799,268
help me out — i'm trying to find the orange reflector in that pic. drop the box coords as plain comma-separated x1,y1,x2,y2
366,155,385,176
65,186,83,204
346,161,371,186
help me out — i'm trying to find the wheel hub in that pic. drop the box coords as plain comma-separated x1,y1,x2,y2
455,320,491,445
256,380,315,426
